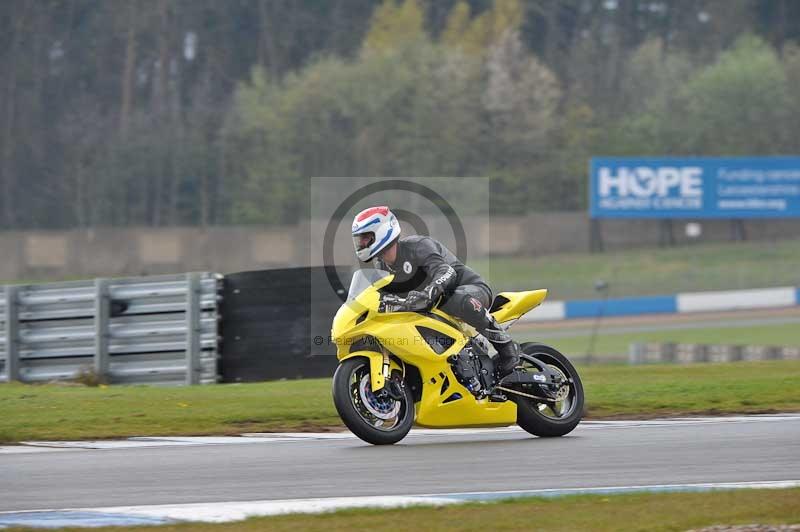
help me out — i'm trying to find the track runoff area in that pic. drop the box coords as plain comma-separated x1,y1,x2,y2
4,275,799,527
2,304,797,528
2,415,800,528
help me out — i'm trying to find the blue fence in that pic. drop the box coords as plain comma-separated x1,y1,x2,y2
564,295,677,319
523,286,799,322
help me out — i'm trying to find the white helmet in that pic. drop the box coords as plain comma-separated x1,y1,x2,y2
351,206,400,262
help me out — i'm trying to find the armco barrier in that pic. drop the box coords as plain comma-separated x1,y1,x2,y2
1,273,222,385
629,342,800,364
520,285,800,322
1,267,346,385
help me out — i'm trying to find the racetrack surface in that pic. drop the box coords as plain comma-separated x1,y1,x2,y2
2,415,799,513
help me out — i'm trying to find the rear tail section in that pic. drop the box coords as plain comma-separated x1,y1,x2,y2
489,289,548,323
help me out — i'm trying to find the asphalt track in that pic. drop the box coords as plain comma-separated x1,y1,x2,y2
2,415,799,514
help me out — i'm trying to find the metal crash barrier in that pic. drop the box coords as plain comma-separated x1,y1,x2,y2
1,273,222,385
1,267,350,385
629,342,800,364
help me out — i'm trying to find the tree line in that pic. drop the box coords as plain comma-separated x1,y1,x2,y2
1,0,799,228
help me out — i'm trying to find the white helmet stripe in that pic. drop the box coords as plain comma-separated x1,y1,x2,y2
351,206,401,262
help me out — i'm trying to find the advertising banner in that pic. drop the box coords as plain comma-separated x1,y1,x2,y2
590,157,800,218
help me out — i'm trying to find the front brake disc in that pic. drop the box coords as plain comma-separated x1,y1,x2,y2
358,374,401,420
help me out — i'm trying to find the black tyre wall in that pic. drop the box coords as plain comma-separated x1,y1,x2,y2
219,267,350,382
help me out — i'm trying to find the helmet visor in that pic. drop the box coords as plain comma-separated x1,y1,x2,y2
353,232,375,251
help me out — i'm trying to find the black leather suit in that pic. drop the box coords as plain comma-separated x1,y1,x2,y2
374,236,512,349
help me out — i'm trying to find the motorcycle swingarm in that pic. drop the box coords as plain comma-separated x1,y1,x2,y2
500,356,563,386
499,371,550,386
497,357,564,400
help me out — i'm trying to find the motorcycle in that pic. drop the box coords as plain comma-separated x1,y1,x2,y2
331,269,584,445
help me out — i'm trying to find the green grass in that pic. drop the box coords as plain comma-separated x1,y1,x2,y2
472,238,800,299
0,379,338,443
5,489,798,532
583,360,800,418
516,322,800,359
2,360,799,443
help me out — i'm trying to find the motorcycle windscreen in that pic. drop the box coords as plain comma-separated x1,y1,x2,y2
346,269,393,302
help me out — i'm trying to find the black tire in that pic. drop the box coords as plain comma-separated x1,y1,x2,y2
514,343,584,438
332,357,415,445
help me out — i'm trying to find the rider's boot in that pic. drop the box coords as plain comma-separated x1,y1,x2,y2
480,316,520,378
494,340,521,379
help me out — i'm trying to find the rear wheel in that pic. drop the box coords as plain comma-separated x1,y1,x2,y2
332,357,414,445
514,343,584,437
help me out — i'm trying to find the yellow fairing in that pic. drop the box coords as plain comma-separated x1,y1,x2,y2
414,365,517,428
332,274,517,428
339,350,402,391
490,289,548,323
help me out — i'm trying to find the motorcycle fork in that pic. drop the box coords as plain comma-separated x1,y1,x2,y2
381,347,406,401
381,347,391,381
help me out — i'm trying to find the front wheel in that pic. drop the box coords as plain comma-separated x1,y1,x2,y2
513,343,584,437
332,357,414,445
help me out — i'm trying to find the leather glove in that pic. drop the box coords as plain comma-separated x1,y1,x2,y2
404,290,432,311
404,284,443,311
423,283,443,305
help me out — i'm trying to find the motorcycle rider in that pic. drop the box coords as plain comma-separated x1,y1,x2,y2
351,205,520,378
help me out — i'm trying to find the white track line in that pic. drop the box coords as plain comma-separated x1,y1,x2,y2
1,480,798,528
6,414,800,451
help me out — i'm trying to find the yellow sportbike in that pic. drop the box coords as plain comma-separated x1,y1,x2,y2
331,270,584,445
